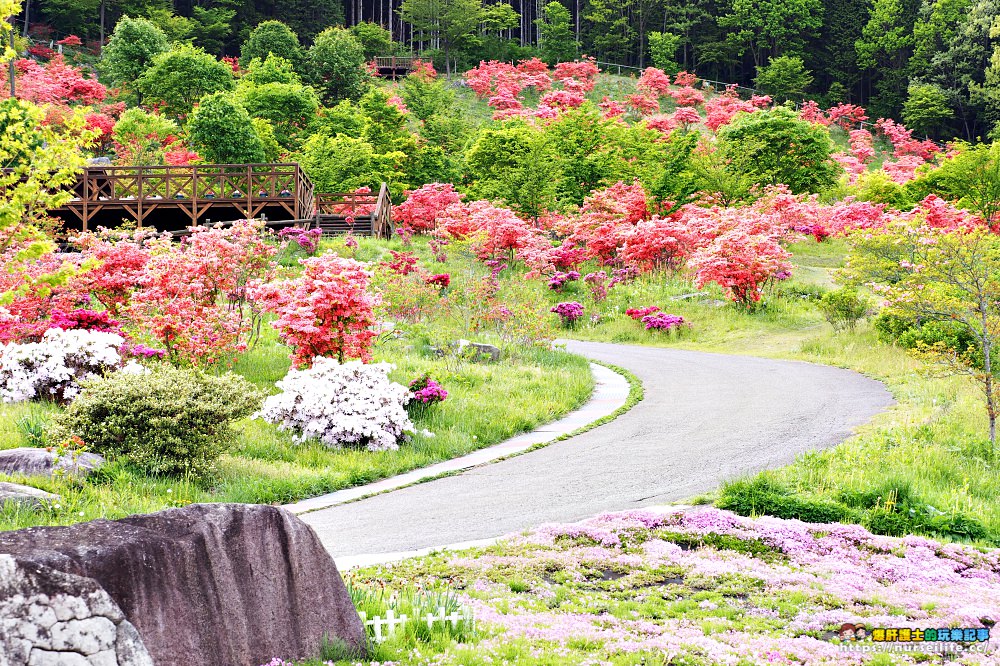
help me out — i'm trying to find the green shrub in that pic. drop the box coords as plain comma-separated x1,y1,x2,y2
818,287,870,330
55,367,262,477
717,475,854,524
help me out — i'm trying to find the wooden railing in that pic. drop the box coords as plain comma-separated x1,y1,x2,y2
374,56,415,74
53,163,314,230
313,183,393,239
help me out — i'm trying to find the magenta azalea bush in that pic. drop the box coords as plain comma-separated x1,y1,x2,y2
550,301,584,327
409,373,448,406
548,270,580,291
642,312,685,331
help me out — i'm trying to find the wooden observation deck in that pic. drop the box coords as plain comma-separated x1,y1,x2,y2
47,163,393,238
373,56,416,79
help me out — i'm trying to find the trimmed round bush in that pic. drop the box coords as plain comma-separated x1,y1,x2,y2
55,367,262,477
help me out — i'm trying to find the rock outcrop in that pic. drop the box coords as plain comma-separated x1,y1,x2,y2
0,554,154,666
0,448,105,480
0,482,59,510
0,504,365,666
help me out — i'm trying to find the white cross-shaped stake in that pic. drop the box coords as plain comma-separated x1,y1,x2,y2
425,605,447,630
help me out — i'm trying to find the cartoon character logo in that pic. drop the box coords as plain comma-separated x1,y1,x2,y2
839,623,857,641
855,625,868,641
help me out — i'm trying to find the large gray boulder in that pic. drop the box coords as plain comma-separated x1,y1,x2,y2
0,448,105,480
0,553,153,666
0,504,365,666
0,482,59,510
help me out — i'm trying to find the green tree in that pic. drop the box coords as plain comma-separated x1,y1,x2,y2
719,0,823,68
137,44,235,119
351,21,400,59
308,27,370,103
359,88,412,154
902,82,954,137
186,93,268,164
237,80,319,149
241,54,302,86
400,0,484,75
100,16,169,92
647,31,682,73
753,55,813,102
399,70,455,121
241,20,303,69
538,2,578,64
465,121,559,220
298,133,402,192
717,107,840,194
189,5,236,56
844,223,1000,446
855,0,917,116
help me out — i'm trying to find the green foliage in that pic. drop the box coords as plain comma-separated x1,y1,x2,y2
851,170,917,208
400,73,456,121
241,20,303,69
717,107,841,195
537,2,578,65
351,21,402,59
719,0,823,67
186,93,268,164
400,0,484,74
718,474,854,524
111,108,181,166
242,55,303,86
100,16,169,91
818,287,869,330
913,141,1000,225
647,31,681,73
902,83,953,137
465,121,558,220
55,367,262,478
312,101,366,138
308,27,370,103
650,130,699,211
753,55,813,102
237,75,320,149
137,44,236,119
298,133,393,192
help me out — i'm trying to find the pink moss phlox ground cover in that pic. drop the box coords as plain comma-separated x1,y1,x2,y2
415,508,1000,664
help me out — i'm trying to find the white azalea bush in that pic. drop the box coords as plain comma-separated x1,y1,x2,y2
0,328,125,403
257,358,415,451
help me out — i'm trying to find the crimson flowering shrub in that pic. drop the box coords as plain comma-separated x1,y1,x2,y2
598,96,625,119
10,56,107,106
626,306,660,320
566,181,651,264
549,242,588,270
394,183,463,233
434,201,549,265
385,250,419,275
638,67,672,98
875,118,939,161
703,87,758,131
619,215,699,272
253,253,379,367
827,103,868,130
550,301,584,328
690,228,792,308
48,309,122,335
425,273,451,289
625,93,659,116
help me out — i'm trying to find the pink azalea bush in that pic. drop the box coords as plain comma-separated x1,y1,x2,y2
550,301,584,327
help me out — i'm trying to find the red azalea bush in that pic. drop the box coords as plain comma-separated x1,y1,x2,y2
626,306,660,320
10,56,107,106
394,183,463,233
690,228,792,308
253,253,379,367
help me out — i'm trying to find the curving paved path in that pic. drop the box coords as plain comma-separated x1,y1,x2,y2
302,341,894,558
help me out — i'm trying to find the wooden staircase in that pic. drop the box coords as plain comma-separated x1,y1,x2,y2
311,183,393,239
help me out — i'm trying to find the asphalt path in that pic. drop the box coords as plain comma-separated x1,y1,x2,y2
301,340,894,557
